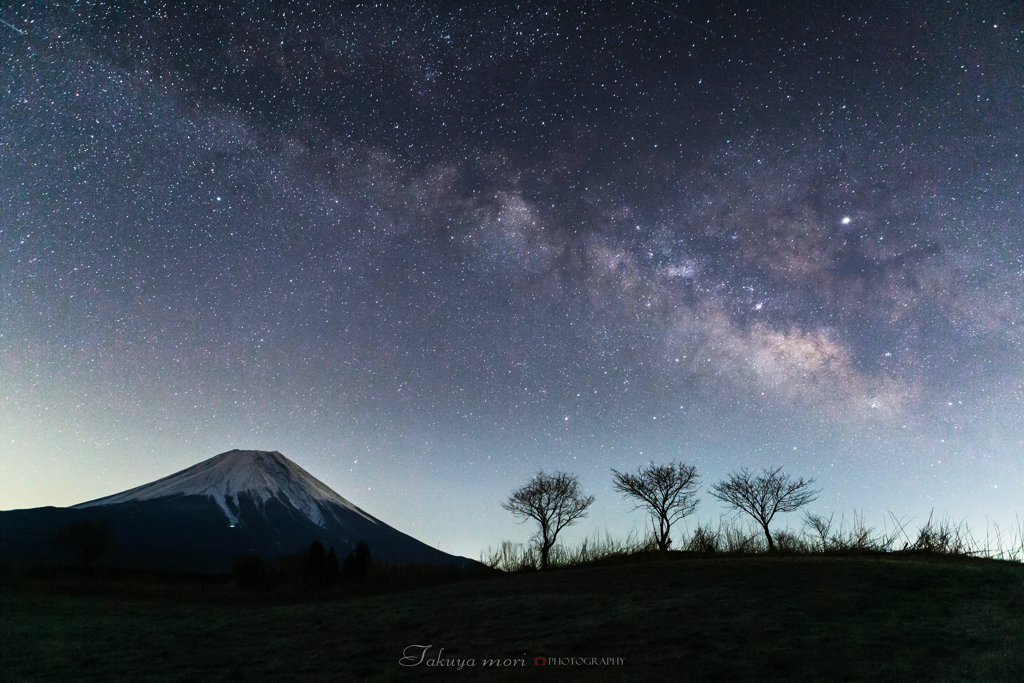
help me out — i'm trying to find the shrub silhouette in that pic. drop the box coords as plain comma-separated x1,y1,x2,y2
686,523,722,554
232,553,267,589
802,512,836,552
52,520,110,571
910,512,972,554
306,540,327,586
326,547,340,584
343,542,371,580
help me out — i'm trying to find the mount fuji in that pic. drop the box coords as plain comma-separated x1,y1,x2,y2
0,450,477,574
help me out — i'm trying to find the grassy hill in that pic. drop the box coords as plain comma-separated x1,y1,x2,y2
2,552,1023,682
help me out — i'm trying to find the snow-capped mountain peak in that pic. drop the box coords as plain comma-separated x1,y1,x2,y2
75,449,374,528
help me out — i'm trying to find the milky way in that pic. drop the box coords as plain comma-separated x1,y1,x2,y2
2,1,1022,556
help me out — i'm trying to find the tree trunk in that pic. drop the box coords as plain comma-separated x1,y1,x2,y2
762,523,775,552
658,518,671,553
540,528,552,569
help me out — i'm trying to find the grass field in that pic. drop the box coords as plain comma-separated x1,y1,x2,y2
2,551,1023,682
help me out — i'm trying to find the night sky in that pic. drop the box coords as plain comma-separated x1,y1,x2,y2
2,1,1022,559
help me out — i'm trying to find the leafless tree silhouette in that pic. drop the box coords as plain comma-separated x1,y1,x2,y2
501,471,595,569
611,461,700,552
710,467,820,552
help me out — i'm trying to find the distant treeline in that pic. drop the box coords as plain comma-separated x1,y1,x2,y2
232,540,367,590
230,540,478,593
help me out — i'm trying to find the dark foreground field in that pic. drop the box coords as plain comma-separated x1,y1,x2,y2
2,553,1023,682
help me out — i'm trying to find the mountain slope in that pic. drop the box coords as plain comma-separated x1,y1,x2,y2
75,450,374,528
0,450,476,574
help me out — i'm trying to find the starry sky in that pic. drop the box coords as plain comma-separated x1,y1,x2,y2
2,1,1023,559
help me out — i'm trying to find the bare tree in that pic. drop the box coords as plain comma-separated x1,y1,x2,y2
709,466,820,552
611,461,700,553
501,471,595,569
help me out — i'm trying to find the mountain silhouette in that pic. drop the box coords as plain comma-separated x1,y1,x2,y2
0,450,476,573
